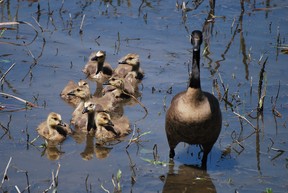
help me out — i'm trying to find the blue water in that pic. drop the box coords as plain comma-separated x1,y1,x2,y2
1,0,288,192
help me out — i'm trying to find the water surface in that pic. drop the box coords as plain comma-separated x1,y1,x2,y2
1,0,288,192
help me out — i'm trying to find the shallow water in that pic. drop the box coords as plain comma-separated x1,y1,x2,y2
0,0,288,192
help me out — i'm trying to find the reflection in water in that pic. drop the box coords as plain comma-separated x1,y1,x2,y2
162,162,216,193
80,133,113,160
94,145,112,159
80,134,95,160
43,145,64,160
202,0,216,70
239,0,250,80
72,129,87,144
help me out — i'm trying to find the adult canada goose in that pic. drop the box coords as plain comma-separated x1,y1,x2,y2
60,80,89,106
36,112,72,146
165,30,222,168
114,53,144,80
82,102,131,142
82,50,113,96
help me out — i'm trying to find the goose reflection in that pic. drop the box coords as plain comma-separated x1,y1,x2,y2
80,134,95,160
162,162,216,193
80,133,113,160
42,145,64,161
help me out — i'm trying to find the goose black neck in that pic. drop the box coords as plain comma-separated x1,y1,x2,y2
87,112,96,131
189,48,201,89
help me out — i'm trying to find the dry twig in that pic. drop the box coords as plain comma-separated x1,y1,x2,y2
0,92,37,108
0,157,12,188
233,111,256,130
0,63,16,84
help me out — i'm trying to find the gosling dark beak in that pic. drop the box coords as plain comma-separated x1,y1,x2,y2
102,81,110,85
103,121,118,136
91,56,100,62
118,59,126,64
67,90,75,96
107,120,114,127
82,107,88,114
58,120,66,127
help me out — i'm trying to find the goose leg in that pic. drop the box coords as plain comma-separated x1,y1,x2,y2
201,144,213,169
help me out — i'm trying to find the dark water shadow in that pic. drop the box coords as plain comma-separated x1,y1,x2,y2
162,161,216,193
173,144,237,171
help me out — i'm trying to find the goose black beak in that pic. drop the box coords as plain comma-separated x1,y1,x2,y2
190,30,203,51
193,41,201,51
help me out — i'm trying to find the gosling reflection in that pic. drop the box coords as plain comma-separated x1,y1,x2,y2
80,133,113,160
162,163,216,193
94,144,112,159
42,145,64,161
80,134,95,160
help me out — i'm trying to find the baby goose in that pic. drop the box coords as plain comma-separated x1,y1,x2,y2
165,30,222,168
60,80,89,106
102,72,142,106
94,112,118,140
36,112,72,146
67,85,91,128
82,102,131,141
82,102,115,133
114,53,144,80
107,74,136,97
82,50,113,80
82,50,113,96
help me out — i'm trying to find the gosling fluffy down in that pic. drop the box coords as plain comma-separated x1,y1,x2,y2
37,112,72,146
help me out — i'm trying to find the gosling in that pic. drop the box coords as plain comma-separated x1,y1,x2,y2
36,112,72,146
68,85,91,128
114,53,144,80
82,102,131,141
82,50,113,96
165,30,222,168
60,80,89,106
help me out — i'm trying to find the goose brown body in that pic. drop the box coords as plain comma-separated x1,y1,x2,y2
165,30,222,168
